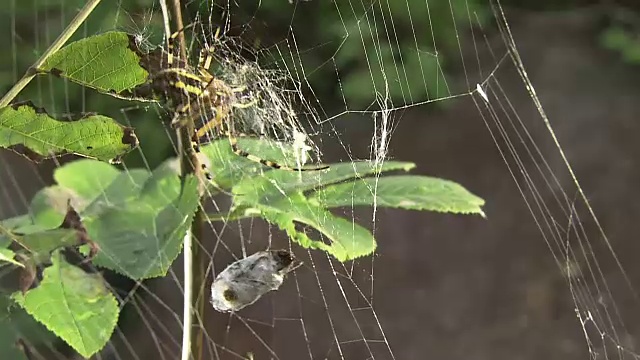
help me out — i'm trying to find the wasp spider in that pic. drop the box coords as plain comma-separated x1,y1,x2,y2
149,27,328,176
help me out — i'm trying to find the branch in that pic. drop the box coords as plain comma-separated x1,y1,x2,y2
159,1,207,360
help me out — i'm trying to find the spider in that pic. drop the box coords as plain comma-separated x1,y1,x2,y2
148,27,328,175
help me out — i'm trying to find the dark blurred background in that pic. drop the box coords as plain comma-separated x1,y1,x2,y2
2,0,640,359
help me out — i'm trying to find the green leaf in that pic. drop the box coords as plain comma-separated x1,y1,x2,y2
253,193,376,261
0,234,9,248
0,248,23,268
201,137,321,189
599,27,630,52
84,174,200,279
7,159,198,279
16,228,80,265
265,160,415,194
0,221,20,247
39,31,149,97
13,160,150,234
0,103,138,163
622,42,640,64
11,251,119,358
201,138,415,195
313,175,485,216
1,204,86,267
0,215,32,232
232,160,415,207
53,159,122,201
202,139,417,261
0,200,89,269
60,166,150,217
10,186,78,235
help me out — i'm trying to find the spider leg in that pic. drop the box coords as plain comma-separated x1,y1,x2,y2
225,86,258,109
161,24,210,108
166,33,177,67
169,101,196,129
206,27,221,71
156,68,206,87
196,48,215,80
229,86,247,93
193,108,326,171
196,27,221,77
188,130,212,180
195,106,228,139
232,99,258,110
198,48,214,76
197,47,207,70
166,23,195,67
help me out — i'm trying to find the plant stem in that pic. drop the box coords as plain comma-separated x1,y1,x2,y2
161,1,206,360
0,0,102,107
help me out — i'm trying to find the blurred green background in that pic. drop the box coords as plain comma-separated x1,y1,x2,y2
4,0,490,171
1,0,639,171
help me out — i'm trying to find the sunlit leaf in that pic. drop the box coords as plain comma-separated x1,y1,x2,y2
12,251,118,358
52,159,122,201
39,31,149,98
201,138,414,199
200,137,321,189
0,102,138,163
55,162,150,217
232,163,415,209
312,175,486,216
241,160,415,201
251,193,376,261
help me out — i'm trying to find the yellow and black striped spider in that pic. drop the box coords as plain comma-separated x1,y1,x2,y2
149,28,327,174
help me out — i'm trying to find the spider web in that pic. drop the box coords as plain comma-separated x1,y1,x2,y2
2,0,640,359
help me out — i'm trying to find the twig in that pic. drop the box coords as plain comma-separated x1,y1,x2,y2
171,0,188,62
160,1,207,359
0,0,102,107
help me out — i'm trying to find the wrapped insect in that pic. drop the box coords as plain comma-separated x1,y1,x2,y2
210,249,302,312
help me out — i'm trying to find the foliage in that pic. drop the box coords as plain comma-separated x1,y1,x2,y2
204,138,484,261
600,26,640,65
12,250,119,358
0,102,137,162
0,22,485,360
40,31,151,96
0,0,170,169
